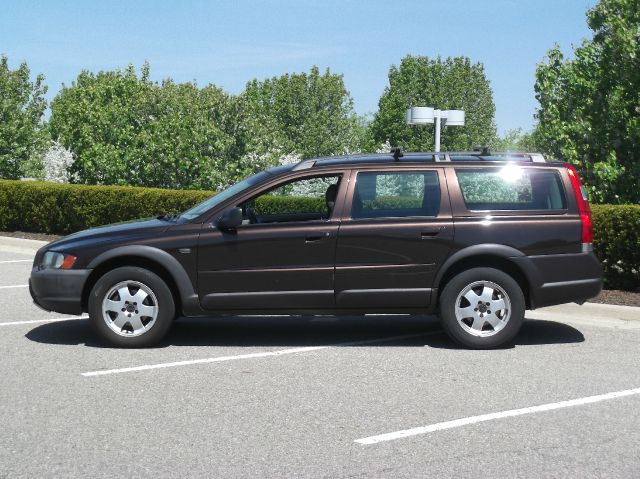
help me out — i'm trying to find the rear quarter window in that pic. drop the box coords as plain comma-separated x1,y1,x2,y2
456,167,566,211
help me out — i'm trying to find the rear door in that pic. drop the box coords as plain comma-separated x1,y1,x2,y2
334,167,453,309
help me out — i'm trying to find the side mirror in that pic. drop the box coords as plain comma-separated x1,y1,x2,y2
217,207,243,231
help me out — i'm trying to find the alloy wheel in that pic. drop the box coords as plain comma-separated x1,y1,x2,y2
101,280,159,337
454,280,511,337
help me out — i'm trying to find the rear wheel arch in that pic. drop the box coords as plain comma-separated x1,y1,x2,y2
436,248,535,309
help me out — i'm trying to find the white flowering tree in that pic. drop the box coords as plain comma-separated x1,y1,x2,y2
42,141,74,183
276,151,340,197
375,140,392,154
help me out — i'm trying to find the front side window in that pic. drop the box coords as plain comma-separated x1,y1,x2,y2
239,175,341,225
351,171,441,219
456,167,566,211
180,171,270,220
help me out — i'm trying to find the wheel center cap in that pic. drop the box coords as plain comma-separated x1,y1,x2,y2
478,304,488,313
126,304,136,313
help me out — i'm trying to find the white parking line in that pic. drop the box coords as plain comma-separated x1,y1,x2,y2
354,387,640,445
0,285,29,290
0,260,32,264
0,316,88,326
82,330,442,377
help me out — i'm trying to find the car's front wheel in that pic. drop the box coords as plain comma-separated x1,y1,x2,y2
439,267,525,349
88,267,175,347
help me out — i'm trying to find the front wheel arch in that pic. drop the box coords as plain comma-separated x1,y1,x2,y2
82,255,181,315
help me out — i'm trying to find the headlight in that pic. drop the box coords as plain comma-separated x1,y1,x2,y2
40,251,77,270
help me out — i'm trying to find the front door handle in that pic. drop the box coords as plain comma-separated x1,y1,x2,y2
305,232,330,243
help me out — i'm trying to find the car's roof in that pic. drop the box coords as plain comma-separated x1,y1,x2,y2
276,150,562,173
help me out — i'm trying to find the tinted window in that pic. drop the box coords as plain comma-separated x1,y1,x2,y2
456,167,566,211
239,175,341,224
351,171,440,219
180,171,270,220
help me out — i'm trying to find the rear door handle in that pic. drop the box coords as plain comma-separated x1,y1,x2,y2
421,227,445,239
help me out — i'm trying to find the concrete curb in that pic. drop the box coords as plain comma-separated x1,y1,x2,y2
0,236,48,255
528,302,640,328
584,301,640,314
541,302,640,320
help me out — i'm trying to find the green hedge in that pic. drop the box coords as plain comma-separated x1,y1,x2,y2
0,180,638,290
591,204,640,290
0,180,213,235
362,195,422,210
254,195,325,215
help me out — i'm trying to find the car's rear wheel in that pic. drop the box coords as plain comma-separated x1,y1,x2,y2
439,267,525,349
88,267,175,347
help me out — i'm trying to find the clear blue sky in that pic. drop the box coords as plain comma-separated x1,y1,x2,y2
1,0,595,134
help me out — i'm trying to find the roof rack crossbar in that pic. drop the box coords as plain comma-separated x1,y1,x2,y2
390,147,403,161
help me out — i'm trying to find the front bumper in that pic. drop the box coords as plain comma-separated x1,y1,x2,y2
29,268,91,315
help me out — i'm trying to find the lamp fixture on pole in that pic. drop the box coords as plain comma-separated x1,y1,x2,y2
406,107,465,152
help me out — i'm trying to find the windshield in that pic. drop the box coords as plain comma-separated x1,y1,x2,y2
180,172,270,220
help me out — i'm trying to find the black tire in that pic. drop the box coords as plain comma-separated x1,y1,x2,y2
439,267,525,349
88,266,175,348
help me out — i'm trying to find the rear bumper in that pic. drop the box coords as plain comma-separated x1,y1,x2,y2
29,268,91,315
534,277,602,308
514,251,603,309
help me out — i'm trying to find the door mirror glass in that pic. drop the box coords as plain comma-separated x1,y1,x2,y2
217,207,243,231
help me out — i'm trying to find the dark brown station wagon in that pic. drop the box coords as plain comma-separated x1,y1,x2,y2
30,149,603,348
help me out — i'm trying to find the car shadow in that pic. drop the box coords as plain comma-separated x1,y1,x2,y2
25,315,585,349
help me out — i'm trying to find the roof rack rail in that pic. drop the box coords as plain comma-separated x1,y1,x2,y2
292,159,316,171
292,149,548,170
482,151,546,162
472,146,492,156
441,149,547,162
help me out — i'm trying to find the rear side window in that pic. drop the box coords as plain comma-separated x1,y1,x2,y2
352,171,440,219
456,167,566,211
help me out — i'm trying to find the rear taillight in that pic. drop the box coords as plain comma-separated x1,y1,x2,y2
565,163,594,247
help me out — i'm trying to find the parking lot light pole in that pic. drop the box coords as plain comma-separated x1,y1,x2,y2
406,107,465,152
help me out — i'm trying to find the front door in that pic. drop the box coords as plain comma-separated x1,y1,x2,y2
197,172,346,311
335,168,453,309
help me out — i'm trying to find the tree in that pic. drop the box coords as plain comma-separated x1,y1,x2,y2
371,55,497,152
493,128,540,152
0,55,48,179
239,66,366,171
49,63,239,189
534,0,640,203
41,140,74,183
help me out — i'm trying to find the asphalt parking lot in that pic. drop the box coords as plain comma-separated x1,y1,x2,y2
1,237,639,478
